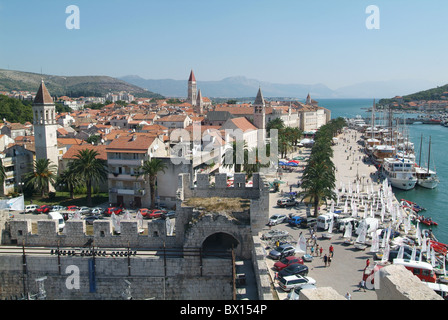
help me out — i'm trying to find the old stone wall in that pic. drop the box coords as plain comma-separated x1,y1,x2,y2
0,254,233,300
177,172,270,235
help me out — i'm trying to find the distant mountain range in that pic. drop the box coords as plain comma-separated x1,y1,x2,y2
0,69,163,99
120,75,439,100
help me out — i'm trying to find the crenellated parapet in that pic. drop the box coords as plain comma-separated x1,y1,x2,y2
9,218,178,248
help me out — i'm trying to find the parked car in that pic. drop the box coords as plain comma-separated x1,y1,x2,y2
90,207,103,215
34,205,52,214
67,205,80,211
163,211,176,219
288,283,317,300
278,275,316,292
137,208,151,217
78,206,91,214
278,264,309,278
277,198,296,208
288,216,304,227
269,214,287,226
103,207,123,215
269,244,296,260
25,204,39,213
148,209,166,219
300,217,317,228
84,215,103,225
273,256,304,271
51,205,66,212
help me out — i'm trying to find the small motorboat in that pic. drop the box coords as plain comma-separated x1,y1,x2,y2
417,215,438,226
400,199,426,212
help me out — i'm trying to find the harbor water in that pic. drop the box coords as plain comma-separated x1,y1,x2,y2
322,99,448,244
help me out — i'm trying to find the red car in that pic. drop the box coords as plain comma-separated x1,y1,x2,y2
34,205,52,214
103,207,123,215
137,208,151,217
148,209,166,219
273,256,304,271
67,205,80,211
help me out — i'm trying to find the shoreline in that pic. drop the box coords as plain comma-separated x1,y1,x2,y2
262,127,412,300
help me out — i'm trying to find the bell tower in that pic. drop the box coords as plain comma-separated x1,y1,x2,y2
253,87,266,142
187,70,197,106
33,80,59,173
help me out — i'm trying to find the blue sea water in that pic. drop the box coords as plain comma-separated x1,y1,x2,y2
321,99,448,244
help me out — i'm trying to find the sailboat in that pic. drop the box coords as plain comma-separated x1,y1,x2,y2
415,135,439,189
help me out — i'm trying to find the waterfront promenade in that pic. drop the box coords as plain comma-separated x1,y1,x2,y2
263,128,382,300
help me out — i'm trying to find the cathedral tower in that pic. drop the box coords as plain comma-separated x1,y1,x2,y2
187,70,197,106
253,87,266,142
33,80,59,174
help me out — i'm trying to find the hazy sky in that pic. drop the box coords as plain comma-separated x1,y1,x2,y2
1,0,448,90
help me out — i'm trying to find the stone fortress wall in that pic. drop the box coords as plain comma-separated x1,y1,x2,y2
0,172,270,300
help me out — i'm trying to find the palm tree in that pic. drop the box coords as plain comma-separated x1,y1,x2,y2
57,163,82,199
299,160,336,217
24,158,57,198
245,144,272,178
70,149,108,206
222,140,249,173
137,158,168,209
0,158,6,195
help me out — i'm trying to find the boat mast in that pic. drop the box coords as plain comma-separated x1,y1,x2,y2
427,136,431,174
419,134,423,167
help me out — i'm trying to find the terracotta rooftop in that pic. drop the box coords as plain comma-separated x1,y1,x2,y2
106,134,157,154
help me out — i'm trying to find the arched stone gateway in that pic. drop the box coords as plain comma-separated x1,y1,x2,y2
202,232,239,257
183,212,253,259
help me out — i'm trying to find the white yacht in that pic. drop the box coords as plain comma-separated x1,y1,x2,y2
414,166,439,189
415,136,439,189
382,157,417,190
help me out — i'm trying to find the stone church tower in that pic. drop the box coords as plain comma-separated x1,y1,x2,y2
187,70,197,106
195,89,204,114
33,80,59,177
253,87,266,142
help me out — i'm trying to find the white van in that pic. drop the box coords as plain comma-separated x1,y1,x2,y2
337,217,358,232
317,213,339,230
48,212,65,231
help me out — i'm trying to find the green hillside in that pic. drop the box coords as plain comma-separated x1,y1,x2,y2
379,84,448,105
0,69,164,99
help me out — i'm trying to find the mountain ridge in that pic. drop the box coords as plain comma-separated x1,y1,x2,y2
120,75,439,100
0,69,163,99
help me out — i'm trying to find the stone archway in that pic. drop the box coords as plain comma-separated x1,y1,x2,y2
202,232,239,257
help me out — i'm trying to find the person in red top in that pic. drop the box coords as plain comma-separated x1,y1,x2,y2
329,245,334,257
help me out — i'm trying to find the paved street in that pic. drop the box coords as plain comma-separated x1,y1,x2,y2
261,128,380,300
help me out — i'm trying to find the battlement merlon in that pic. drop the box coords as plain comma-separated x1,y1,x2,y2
177,172,269,200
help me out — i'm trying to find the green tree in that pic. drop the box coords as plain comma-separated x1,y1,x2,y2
24,158,57,198
222,140,249,173
56,164,82,199
70,149,108,206
0,158,6,195
137,158,168,209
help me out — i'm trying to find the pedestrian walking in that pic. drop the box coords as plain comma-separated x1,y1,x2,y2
328,255,332,267
319,246,323,257
329,245,334,257
310,246,314,256
315,244,319,256
366,258,370,269
323,254,328,267
345,292,352,300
